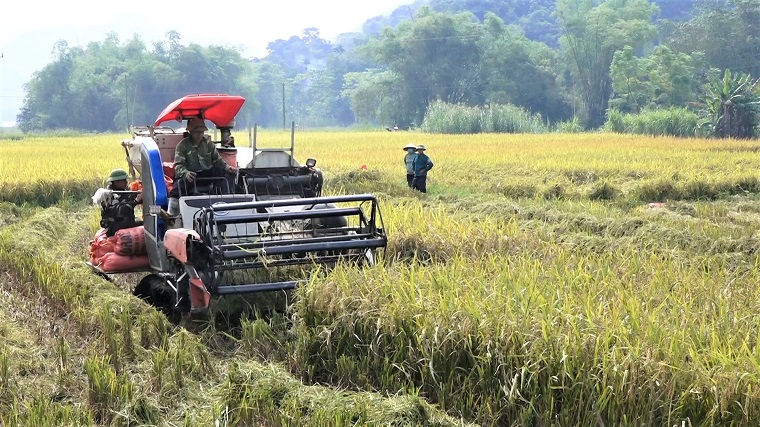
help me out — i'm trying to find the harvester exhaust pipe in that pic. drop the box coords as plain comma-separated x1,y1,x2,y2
218,119,235,146
290,121,296,167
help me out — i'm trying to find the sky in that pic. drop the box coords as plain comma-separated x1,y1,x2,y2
0,0,413,126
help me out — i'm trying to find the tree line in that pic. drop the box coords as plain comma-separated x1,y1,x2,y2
16,0,760,137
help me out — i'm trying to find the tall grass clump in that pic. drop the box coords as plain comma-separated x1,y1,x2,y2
554,116,585,133
295,253,760,425
604,107,699,137
294,199,760,425
421,101,547,134
167,330,215,389
218,361,474,427
2,395,94,427
0,350,13,413
238,314,290,362
84,356,160,425
84,357,134,424
385,201,527,263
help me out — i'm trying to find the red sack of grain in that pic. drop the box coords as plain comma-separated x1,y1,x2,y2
218,148,237,168
164,174,174,194
163,162,175,179
89,228,116,264
114,226,147,256
98,252,150,272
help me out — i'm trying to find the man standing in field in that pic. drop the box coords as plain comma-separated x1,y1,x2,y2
168,118,238,215
411,144,434,193
403,143,417,188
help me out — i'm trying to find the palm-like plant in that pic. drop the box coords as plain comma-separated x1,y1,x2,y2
699,69,760,139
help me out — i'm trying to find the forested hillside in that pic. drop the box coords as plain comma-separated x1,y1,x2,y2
16,0,760,135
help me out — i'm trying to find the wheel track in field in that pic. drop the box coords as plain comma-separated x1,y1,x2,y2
0,266,93,410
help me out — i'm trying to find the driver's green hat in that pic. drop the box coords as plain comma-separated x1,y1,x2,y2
107,168,129,183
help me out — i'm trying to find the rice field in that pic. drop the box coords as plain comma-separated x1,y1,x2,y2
2,130,760,426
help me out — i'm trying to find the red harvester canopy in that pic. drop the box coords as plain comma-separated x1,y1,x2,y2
153,94,246,128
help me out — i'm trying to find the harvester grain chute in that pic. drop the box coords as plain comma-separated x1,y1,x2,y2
87,94,387,316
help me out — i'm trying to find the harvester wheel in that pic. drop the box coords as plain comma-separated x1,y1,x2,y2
134,274,180,322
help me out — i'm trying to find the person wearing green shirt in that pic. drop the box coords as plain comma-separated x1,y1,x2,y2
97,168,143,236
168,118,238,215
411,144,434,193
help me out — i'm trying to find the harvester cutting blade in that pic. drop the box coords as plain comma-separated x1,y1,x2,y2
192,193,387,296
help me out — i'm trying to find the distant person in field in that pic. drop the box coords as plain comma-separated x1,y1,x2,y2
94,168,143,237
411,144,434,193
168,118,238,215
403,143,417,188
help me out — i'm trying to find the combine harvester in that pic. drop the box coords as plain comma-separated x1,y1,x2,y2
89,94,387,316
